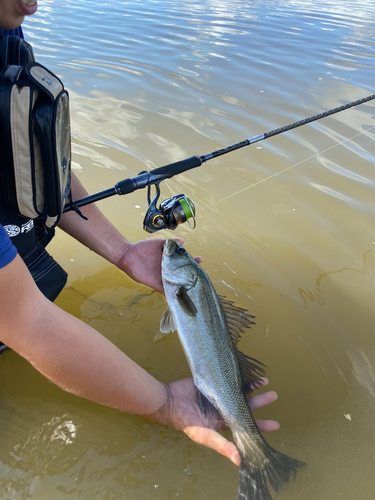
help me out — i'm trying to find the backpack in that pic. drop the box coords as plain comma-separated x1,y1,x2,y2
0,35,71,229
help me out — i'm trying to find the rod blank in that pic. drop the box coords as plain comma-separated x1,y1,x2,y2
64,92,375,213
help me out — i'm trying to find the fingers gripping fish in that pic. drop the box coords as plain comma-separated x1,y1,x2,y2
160,239,305,500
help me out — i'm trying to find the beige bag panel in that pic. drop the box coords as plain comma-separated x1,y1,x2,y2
10,85,44,219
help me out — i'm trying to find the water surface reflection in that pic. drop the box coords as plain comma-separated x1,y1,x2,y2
1,0,375,498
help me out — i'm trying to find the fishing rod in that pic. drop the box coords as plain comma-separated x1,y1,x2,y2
63,91,375,232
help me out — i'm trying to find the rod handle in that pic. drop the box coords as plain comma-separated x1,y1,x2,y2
151,155,202,176
115,155,203,195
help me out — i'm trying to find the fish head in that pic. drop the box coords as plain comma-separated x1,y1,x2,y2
162,239,199,287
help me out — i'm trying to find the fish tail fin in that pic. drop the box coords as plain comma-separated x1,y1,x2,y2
236,435,306,500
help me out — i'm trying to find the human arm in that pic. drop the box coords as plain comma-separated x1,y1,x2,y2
58,171,176,293
0,253,168,415
0,253,278,464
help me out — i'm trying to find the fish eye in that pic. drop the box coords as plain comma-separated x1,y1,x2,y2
176,247,185,255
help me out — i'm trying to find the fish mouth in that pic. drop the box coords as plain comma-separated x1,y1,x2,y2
163,238,180,257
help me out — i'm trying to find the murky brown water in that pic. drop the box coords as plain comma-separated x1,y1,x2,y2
1,0,375,498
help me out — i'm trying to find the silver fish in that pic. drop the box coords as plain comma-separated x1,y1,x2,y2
160,239,305,500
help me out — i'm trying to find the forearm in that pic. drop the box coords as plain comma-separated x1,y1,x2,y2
59,171,168,293
59,171,130,266
1,256,167,416
23,307,165,415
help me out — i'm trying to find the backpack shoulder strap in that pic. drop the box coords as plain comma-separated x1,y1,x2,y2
0,34,35,69
0,35,72,230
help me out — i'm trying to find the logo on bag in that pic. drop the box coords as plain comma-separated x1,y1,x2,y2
4,219,34,238
4,225,20,237
22,219,34,233
42,75,53,87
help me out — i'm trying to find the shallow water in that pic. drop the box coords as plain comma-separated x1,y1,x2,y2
1,0,375,498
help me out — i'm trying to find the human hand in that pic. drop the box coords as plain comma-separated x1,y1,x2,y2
117,238,202,293
144,377,279,466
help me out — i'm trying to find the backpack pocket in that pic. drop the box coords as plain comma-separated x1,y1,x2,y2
0,60,72,228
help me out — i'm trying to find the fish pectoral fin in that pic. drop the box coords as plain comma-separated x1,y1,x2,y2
196,388,222,423
237,350,267,395
159,307,178,334
176,287,198,317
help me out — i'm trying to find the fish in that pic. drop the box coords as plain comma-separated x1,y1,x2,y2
160,239,305,500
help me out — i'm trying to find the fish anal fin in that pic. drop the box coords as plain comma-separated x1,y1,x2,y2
196,388,222,424
237,350,267,395
177,287,197,316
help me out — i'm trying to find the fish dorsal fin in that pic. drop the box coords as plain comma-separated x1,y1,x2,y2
218,295,256,346
177,287,197,316
219,295,265,394
237,351,266,395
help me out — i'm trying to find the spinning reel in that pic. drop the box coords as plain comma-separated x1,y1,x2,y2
143,182,196,233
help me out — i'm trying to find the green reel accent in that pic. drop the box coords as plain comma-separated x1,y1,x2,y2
178,196,195,219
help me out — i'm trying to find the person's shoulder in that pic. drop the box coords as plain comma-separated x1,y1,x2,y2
0,223,17,268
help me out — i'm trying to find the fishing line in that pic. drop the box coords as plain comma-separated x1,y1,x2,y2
62,92,375,232
197,125,375,212
198,92,375,164
64,92,375,213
